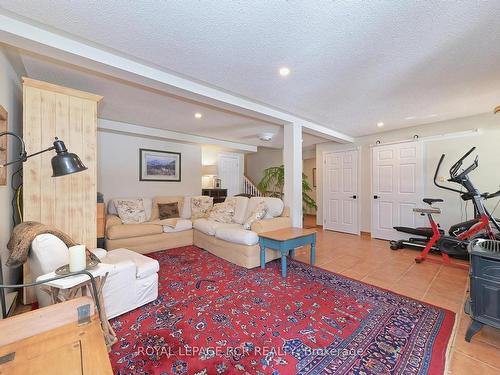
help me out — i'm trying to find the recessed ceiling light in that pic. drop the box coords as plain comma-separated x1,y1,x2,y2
377,122,384,127
279,67,290,77
194,113,202,119
405,116,416,120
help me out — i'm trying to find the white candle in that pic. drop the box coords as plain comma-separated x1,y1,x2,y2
69,245,86,272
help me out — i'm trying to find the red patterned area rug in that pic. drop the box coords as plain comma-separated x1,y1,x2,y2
109,246,455,375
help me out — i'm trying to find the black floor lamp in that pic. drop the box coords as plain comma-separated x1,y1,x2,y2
0,132,87,318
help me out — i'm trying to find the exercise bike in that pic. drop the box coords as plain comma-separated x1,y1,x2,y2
390,147,500,267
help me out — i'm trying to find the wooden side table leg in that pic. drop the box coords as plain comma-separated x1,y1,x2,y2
89,276,117,351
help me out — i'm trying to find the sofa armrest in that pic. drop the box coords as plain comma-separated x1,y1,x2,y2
106,214,122,231
251,216,292,234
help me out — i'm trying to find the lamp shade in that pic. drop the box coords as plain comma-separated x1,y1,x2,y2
51,139,87,177
202,164,218,176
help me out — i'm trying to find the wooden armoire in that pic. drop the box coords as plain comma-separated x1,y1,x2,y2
22,78,102,303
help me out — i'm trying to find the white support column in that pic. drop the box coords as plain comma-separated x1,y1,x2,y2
283,122,303,227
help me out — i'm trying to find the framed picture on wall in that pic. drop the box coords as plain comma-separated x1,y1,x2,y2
312,168,317,187
139,149,181,182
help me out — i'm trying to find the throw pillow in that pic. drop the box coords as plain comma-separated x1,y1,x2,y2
158,202,180,220
114,198,147,224
191,196,214,219
243,201,267,230
208,200,236,223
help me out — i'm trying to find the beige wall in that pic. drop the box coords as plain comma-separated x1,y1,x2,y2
0,47,23,310
303,157,317,214
244,146,282,185
316,112,500,232
97,127,202,201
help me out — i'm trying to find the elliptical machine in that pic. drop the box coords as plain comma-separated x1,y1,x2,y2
390,147,500,267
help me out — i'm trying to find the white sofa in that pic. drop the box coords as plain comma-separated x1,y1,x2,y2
193,196,292,268
105,195,292,269
29,234,159,319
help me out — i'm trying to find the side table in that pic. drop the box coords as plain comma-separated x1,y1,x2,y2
36,264,117,350
259,227,317,277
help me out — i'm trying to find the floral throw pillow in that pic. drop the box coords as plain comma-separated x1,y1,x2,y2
191,196,214,220
115,198,147,224
208,199,236,223
243,201,267,230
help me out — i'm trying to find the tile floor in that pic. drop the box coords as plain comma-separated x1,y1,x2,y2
297,215,500,374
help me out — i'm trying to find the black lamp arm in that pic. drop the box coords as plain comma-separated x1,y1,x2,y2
0,131,27,167
0,132,66,168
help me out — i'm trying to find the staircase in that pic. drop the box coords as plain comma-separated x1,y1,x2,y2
242,175,263,197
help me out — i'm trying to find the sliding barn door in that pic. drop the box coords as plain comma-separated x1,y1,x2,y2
371,141,424,240
22,78,102,303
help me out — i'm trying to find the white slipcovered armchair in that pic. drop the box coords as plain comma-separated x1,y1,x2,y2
29,234,159,319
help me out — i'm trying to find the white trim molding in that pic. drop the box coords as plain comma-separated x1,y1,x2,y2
98,118,257,152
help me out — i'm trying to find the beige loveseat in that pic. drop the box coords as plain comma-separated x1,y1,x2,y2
105,196,291,268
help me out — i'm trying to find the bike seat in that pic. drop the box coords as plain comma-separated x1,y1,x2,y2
423,198,444,205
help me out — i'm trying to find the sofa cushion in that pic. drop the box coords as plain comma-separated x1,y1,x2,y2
163,219,193,233
114,198,147,224
208,200,235,223
227,196,249,224
243,201,268,230
108,198,153,221
151,196,184,221
246,197,284,219
102,248,159,279
191,196,214,219
106,223,163,240
158,202,180,220
193,218,240,236
215,226,259,246
180,196,192,219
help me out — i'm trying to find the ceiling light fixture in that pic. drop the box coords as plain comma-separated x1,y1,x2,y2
377,122,384,127
279,67,290,77
258,132,274,142
404,116,416,120
194,113,202,119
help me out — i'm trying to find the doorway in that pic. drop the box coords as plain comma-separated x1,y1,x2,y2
371,141,425,240
323,149,360,234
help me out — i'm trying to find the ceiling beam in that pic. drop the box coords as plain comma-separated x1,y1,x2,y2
0,11,354,144
98,119,257,152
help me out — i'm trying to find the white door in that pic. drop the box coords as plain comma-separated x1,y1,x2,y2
218,153,241,197
323,150,359,234
371,141,425,240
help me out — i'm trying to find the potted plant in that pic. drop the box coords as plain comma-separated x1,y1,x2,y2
257,165,317,212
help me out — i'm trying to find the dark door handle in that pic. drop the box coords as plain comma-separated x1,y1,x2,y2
350,195,357,199
374,195,379,199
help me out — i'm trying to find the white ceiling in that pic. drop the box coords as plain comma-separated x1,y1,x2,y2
2,1,500,136
19,52,326,149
